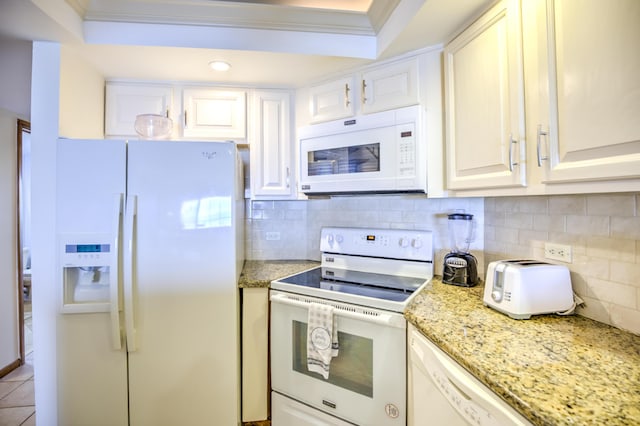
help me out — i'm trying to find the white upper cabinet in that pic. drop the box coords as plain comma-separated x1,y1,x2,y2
105,83,173,138
444,0,526,191
535,0,640,184
308,76,355,123
182,88,247,139
360,58,419,115
249,90,295,198
308,57,419,123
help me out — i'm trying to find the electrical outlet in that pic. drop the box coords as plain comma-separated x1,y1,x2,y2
544,242,572,263
266,231,281,241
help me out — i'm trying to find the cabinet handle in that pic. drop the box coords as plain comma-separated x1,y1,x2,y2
165,109,169,119
536,125,549,167
286,167,290,188
509,134,518,172
361,80,367,104
344,83,350,108
184,110,188,127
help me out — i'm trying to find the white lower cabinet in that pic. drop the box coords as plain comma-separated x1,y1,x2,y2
535,0,640,184
241,288,269,422
249,90,295,199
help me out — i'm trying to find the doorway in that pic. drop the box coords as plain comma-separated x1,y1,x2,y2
17,119,32,363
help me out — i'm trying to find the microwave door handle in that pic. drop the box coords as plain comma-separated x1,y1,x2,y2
270,292,401,327
109,193,124,350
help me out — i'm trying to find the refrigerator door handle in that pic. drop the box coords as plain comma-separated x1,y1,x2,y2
124,195,138,352
110,193,124,350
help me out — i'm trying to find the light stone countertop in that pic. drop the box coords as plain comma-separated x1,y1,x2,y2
238,260,319,288
405,278,640,426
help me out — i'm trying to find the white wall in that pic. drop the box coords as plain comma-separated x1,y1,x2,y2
31,41,61,424
0,37,32,120
0,107,20,371
59,45,105,138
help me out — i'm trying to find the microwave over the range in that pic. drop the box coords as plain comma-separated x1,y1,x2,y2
298,105,427,195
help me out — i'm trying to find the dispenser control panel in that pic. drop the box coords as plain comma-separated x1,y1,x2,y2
59,234,113,314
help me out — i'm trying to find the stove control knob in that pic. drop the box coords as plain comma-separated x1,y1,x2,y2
327,234,334,245
399,237,410,248
412,238,423,249
335,234,344,243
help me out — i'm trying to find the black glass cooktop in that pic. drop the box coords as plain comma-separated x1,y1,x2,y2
277,267,427,303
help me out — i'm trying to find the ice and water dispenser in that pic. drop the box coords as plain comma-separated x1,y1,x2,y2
60,234,114,313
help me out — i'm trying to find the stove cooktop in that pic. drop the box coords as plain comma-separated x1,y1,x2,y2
271,266,430,312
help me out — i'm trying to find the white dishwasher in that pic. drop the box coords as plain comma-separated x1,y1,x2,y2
408,324,533,426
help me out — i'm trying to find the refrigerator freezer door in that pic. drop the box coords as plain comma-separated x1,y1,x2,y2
126,140,240,425
56,138,128,425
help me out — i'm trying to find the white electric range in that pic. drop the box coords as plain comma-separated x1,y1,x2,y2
270,226,434,426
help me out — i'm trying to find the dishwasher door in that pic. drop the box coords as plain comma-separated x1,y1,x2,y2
408,324,533,426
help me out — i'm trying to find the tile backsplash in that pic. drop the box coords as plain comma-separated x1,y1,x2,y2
246,192,639,336
485,193,640,335
246,195,484,277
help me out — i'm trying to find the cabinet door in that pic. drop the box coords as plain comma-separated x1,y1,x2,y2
250,90,294,198
308,76,354,123
182,88,246,139
444,0,526,190
105,83,173,137
537,0,640,183
361,58,419,114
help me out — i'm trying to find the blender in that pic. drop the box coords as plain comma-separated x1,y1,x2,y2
443,212,478,287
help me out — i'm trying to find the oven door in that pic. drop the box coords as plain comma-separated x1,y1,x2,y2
270,290,407,426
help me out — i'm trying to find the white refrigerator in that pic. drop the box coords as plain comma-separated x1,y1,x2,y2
54,138,244,425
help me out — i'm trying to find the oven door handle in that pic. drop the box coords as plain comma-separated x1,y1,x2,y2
270,292,406,328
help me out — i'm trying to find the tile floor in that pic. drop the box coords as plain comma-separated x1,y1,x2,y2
0,308,35,426
0,354,35,426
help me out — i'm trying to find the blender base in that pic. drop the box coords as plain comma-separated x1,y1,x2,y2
442,252,478,287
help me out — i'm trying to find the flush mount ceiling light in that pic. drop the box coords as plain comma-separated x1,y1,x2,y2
208,60,231,71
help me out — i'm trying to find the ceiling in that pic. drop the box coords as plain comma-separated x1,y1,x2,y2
0,0,493,87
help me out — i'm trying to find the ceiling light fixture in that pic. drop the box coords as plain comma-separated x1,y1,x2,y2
208,60,231,72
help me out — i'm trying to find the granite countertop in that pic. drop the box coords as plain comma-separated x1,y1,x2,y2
405,278,640,426
239,260,319,288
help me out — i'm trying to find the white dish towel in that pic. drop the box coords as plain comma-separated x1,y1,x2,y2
307,302,339,379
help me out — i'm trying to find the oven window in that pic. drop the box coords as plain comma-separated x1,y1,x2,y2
307,143,380,176
291,320,373,397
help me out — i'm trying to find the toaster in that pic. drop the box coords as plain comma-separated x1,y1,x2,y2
483,260,574,319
